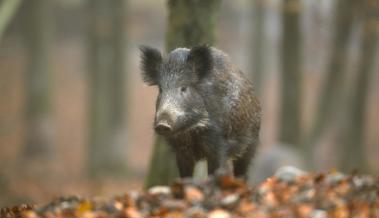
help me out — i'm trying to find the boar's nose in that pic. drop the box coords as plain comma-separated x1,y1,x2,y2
155,122,172,135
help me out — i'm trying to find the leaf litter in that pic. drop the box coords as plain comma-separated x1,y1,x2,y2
1,170,378,218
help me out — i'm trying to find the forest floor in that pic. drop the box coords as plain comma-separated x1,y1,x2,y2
1,169,378,218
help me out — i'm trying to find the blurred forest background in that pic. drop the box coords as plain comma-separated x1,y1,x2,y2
0,0,378,207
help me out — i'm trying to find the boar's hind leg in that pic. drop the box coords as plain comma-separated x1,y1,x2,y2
176,155,195,178
233,145,255,180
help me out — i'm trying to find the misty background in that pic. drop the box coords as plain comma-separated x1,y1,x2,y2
0,0,378,206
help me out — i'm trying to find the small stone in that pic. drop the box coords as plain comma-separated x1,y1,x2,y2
325,172,346,185
311,209,327,218
148,186,171,196
274,166,305,183
208,209,231,218
220,194,239,208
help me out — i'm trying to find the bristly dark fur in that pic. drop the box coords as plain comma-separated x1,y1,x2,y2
139,45,261,180
187,45,213,80
139,46,162,85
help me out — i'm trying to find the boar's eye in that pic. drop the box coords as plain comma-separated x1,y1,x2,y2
180,86,188,93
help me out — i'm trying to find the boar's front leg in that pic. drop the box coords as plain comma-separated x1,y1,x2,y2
207,154,219,175
176,153,195,178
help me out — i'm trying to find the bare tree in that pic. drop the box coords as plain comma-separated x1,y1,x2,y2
87,0,128,177
339,0,378,172
165,0,221,51
23,0,53,157
145,0,221,188
306,0,356,150
251,0,266,96
279,0,302,147
0,0,23,43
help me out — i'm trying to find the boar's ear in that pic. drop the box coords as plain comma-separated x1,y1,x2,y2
188,45,213,80
140,46,162,86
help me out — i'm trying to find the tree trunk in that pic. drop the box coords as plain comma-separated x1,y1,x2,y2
279,0,302,147
305,0,356,149
0,0,23,43
145,0,221,188
165,0,221,51
339,0,378,172
144,137,179,188
87,0,128,177
251,0,266,96
23,0,53,157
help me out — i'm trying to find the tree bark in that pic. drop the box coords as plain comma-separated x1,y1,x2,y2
23,0,53,157
279,0,302,147
145,0,221,188
305,0,356,149
0,0,23,43
87,0,128,177
165,0,221,51
251,0,266,96
339,0,378,172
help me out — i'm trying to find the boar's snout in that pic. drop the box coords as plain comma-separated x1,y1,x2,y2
155,121,172,135
154,111,174,135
